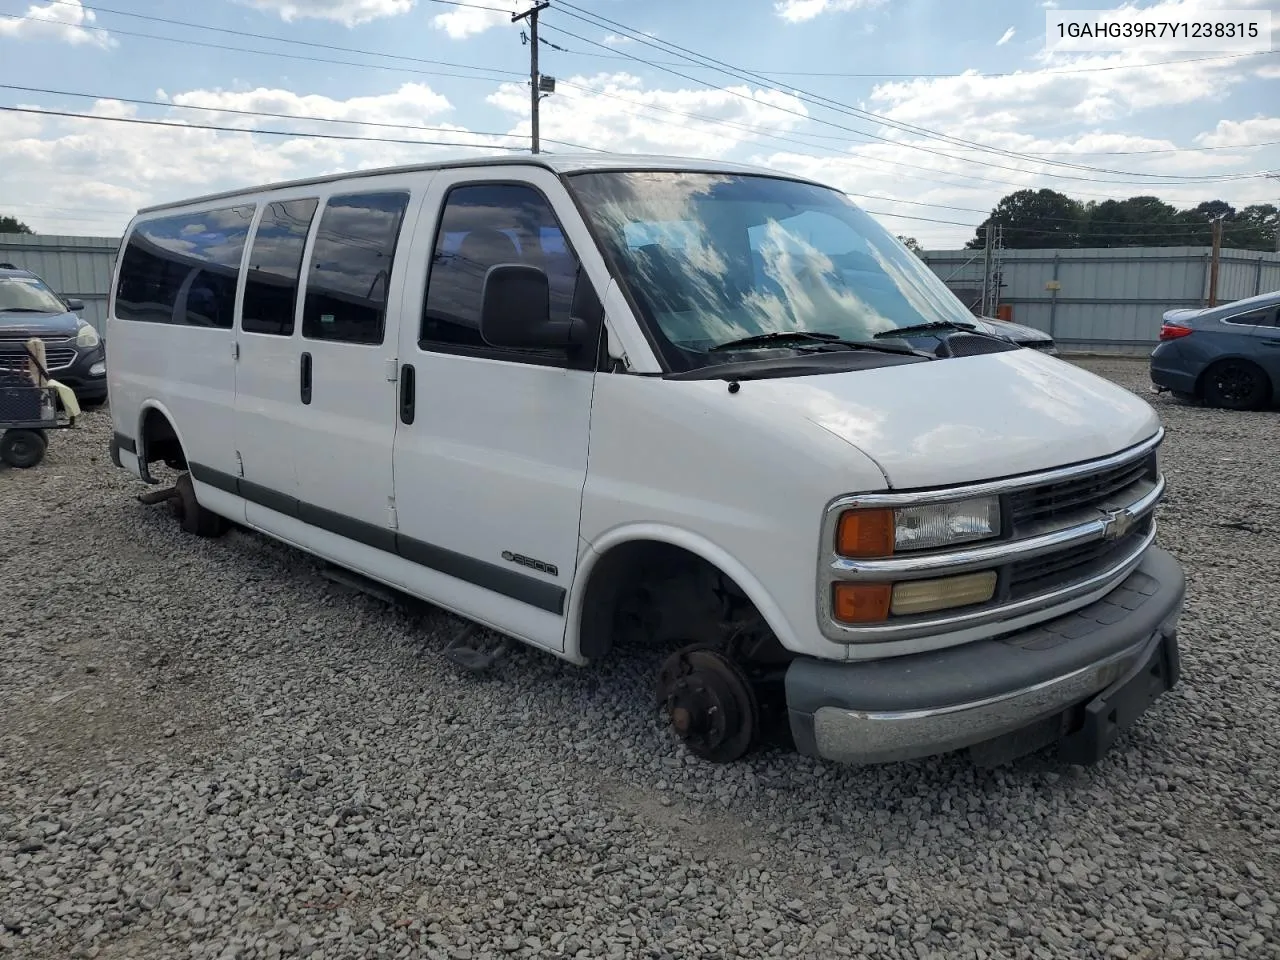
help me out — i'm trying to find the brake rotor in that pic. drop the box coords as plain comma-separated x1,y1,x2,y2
656,645,760,763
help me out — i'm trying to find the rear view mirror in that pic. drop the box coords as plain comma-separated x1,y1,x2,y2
480,264,588,351
64,298,85,312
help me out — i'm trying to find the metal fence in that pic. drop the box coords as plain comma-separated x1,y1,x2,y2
0,233,120,334
921,246,1280,355
5,233,1280,355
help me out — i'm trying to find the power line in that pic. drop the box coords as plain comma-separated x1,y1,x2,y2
0,105,530,151
0,82,602,152
549,2,1272,185
0,12,518,85
543,42,1277,79
25,0,526,79
553,1,1272,183
12,2,1270,194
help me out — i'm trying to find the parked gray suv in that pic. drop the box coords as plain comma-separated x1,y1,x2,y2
0,264,107,405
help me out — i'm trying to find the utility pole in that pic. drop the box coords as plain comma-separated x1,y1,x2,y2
1208,214,1224,307
513,2,550,154
980,222,992,316
1268,173,1280,252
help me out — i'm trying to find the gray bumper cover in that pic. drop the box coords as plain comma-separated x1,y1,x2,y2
785,546,1185,764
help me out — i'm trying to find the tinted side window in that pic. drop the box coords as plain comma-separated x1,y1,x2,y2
115,205,255,327
1224,308,1273,326
242,198,319,336
302,192,409,345
421,184,579,350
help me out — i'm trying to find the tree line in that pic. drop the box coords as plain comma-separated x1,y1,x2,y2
962,189,1278,251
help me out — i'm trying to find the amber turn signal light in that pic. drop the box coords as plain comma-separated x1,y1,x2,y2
836,509,895,558
832,582,893,624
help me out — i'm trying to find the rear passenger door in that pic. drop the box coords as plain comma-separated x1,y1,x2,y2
391,170,602,652
235,195,320,524
290,188,416,538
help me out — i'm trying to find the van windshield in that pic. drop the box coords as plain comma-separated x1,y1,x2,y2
567,171,978,369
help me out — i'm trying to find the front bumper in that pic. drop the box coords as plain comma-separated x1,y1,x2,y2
785,546,1185,765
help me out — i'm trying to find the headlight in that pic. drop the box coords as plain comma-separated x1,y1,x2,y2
76,323,101,348
836,496,1001,558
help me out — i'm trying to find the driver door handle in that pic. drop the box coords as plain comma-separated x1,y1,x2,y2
399,363,415,424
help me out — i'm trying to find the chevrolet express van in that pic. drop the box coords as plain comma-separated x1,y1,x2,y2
106,155,1184,766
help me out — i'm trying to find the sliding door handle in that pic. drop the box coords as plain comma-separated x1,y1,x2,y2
300,351,312,405
399,362,415,424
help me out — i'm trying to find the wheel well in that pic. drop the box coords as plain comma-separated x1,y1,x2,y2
139,408,186,473
577,540,790,666
1196,356,1272,400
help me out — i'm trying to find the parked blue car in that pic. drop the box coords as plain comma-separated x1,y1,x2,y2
1149,289,1280,410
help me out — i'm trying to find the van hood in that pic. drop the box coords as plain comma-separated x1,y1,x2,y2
742,349,1160,489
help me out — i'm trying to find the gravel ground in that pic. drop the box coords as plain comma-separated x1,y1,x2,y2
2,356,1279,960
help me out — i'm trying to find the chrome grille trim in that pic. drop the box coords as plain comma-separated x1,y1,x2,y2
817,431,1167,644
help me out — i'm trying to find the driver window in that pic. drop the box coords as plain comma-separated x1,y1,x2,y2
420,183,580,353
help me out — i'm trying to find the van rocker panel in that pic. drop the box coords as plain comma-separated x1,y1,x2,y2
188,462,565,615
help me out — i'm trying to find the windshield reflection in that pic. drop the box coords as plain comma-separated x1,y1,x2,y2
0,276,66,314
567,171,979,370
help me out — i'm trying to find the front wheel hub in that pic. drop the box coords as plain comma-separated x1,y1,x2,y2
656,646,759,763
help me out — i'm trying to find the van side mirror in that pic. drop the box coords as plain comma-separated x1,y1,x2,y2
64,298,85,312
480,264,588,351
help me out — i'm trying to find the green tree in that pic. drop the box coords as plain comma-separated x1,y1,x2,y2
1079,196,1183,247
897,235,925,256
966,189,1084,250
0,215,33,235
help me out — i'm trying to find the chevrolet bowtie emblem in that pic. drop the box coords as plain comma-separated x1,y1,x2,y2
1100,508,1135,541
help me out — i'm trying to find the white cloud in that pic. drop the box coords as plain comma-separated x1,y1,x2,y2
0,0,112,48
170,84,454,130
431,0,522,39
238,0,413,27
996,27,1016,46
602,33,634,47
867,47,1259,133
1258,64,1280,79
774,0,884,24
1195,116,1280,147
488,72,811,158
0,84,511,236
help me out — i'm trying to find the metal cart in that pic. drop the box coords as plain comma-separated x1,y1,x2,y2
0,345,75,469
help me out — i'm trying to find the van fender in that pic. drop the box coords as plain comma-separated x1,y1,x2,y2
564,523,800,662
135,398,189,484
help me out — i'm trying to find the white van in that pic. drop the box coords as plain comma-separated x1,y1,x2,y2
106,155,1184,767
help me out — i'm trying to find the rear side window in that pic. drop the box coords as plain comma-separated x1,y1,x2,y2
114,205,255,328
242,198,319,336
302,192,410,345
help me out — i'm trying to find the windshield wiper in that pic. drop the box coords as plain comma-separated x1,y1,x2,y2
709,331,843,352
0,307,54,314
872,320,976,339
709,330,924,357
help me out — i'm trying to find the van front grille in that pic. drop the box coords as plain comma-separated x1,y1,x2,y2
1009,454,1153,532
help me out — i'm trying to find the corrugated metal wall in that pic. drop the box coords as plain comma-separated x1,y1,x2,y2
922,246,1280,355
4,232,1279,354
0,233,120,334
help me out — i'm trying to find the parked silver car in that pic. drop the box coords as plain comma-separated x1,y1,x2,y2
1149,289,1280,410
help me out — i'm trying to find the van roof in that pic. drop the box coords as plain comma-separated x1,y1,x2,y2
136,153,828,216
